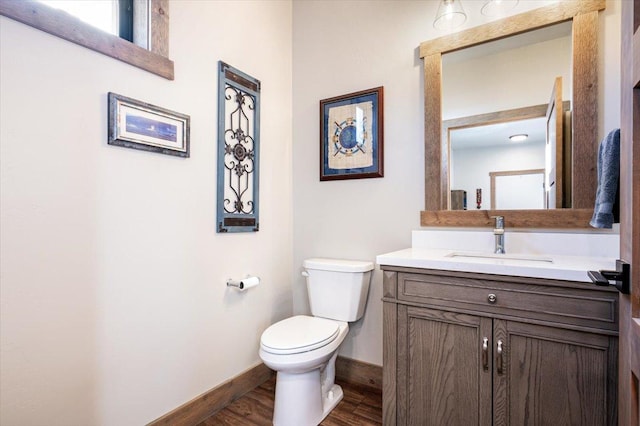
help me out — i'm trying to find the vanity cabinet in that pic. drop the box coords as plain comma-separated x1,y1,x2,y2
382,267,618,426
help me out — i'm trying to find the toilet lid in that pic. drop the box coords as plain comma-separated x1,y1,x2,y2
261,315,340,355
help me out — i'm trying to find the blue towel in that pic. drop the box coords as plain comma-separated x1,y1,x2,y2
590,129,620,228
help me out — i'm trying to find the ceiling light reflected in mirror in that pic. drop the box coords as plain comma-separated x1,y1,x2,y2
509,133,529,142
451,117,544,151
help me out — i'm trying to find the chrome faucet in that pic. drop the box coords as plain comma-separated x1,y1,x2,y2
493,216,505,254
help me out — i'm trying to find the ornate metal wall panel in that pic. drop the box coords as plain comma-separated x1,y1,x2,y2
217,61,260,232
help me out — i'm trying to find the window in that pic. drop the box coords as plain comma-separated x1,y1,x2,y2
0,0,173,80
37,1,120,36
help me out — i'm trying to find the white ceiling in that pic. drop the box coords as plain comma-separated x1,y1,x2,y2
450,116,547,150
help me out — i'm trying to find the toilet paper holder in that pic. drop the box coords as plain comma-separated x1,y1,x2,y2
227,276,260,291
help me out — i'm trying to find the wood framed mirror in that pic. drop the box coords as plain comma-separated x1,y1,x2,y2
420,0,606,228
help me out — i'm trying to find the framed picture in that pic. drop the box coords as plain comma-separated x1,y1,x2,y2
319,87,383,181
108,92,190,157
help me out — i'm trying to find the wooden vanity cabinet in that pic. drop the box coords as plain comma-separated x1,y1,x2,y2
382,267,618,426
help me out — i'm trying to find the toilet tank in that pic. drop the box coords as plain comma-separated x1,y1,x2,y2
303,258,374,322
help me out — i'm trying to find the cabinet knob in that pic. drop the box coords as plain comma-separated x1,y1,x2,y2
488,293,497,304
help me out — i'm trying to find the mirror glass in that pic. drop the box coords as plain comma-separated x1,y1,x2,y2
450,116,546,210
442,22,572,211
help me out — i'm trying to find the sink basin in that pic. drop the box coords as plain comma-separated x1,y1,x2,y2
445,251,554,264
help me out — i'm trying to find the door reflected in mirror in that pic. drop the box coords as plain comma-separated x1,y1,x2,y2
492,170,545,209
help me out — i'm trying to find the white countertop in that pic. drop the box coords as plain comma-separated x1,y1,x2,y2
376,247,617,283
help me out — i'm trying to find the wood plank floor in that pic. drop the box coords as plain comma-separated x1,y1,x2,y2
197,376,382,426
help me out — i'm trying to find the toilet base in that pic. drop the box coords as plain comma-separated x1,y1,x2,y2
322,383,344,419
272,370,343,426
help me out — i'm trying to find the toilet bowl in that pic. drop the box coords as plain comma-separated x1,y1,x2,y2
260,316,349,426
259,258,373,426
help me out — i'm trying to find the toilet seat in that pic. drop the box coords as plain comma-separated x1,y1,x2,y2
261,315,340,355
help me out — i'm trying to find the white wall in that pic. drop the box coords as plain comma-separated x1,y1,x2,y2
0,1,292,425
292,1,429,365
599,0,622,140
292,0,620,367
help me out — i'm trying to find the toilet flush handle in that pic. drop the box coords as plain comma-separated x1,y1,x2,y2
301,270,309,277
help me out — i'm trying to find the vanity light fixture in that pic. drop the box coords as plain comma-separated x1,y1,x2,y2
433,0,467,31
509,133,528,142
480,0,519,17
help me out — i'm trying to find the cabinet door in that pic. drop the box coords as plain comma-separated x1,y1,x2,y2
398,305,492,425
493,320,617,425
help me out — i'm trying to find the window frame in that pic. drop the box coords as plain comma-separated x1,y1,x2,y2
0,0,174,80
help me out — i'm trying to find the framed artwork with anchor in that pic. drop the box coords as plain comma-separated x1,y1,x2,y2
319,87,384,181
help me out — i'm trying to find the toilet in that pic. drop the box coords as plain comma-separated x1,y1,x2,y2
259,258,374,426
